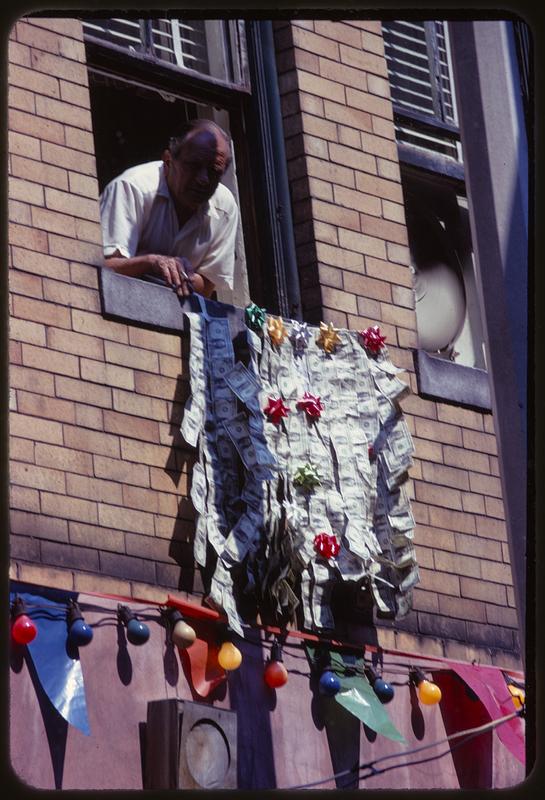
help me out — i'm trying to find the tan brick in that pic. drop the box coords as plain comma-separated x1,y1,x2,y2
18,563,75,590
41,141,97,176
489,455,500,477
355,296,382,320
291,24,341,59
485,604,518,627
313,20,363,48
314,242,363,273
367,74,391,100
64,425,121,458
11,459,66,493
24,17,85,42
298,69,347,103
338,228,387,260
127,326,181,355
320,56,371,94
36,442,93,480
11,411,63,444
434,549,481,578
9,222,48,252
483,414,496,434
22,343,79,377
437,594,487,622
338,125,362,148
10,364,54,396
333,185,382,216
355,174,403,206
59,79,90,107
120,437,174,468
8,130,40,161
150,465,189,495
305,155,356,189
415,481,462,510
67,172,99,199
72,308,129,344
155,515,194,540
11,247,71,281
8,85,35,112
443,444,490,474
428,505,476,535
460,576,507,605
9,199,32,225
8,39,32,67
9,107,65,145
348,20,383,35
49,234,104,266
380,302,415,330
415,417,463,447
312,198,361,232
341,271,392,302
418,567,460,596
475,515,508,541
31,206,77,237
372,116,396,140
66,473,123,504
16,21,85,60
338,42,388,77
93,454,150,488
47,327,104,360
74,572,130,597
133,372,183,402
454,532,502,560
324,99,374,134
80,359,134,390
69,263,100,289
480,559,513,585
9,62,60,98
346,86,393,120
11,154,68,191
43,279,101,312
329,141,377,176
16,390,76,424
103,410,160,443
9,317,46,346
484,496,505,519
75,403,103,429
420,460,469,490
69,521,125,552
462,428,498,455
9,176,45,206
64,127,96,155
97,502,155,536
414,524,456,552
391,285,415,311
10,484,40,512
10,339,22,365
436,404,484,431
111,388,167,421
43,187,99,223
411,589,440,613
30,48,89,84
103,340,159,373
41,491,98,524
319,286,358,314
10,435,35,463
377,158,402,182
461,492,486,514
55,375,112,408
469,472,503,498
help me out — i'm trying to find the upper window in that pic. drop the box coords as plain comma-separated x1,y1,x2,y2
82,18,250,88
382,20,463,177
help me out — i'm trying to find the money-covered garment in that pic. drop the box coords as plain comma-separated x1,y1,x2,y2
180,310,419,634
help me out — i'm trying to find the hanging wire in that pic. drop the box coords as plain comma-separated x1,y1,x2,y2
282,708,523,790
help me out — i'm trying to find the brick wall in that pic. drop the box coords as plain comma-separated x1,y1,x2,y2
8,17,521,668
273,19,520,667
8,17,196,605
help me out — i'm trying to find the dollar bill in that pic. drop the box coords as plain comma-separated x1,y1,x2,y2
221,510,261,566
224,361,262,414
189,462,207,514
223,413,277,472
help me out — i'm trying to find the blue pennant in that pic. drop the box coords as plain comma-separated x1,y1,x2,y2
11,588,90,736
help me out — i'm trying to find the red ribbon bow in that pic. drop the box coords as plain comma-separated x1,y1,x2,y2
297,392,324,419
359,325,387,354
264,396,290,425
313,532,340,559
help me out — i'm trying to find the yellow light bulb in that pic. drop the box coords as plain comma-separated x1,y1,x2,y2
508,684,525,710
217,641,242,671
418,679,442,705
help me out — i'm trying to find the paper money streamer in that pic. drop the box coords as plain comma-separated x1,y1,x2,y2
10,589,90,735
180,306,419,633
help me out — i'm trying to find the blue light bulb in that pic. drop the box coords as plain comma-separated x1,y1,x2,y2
319,670,341,696
68,618,94,647
126,618,150,645
373,677,395,704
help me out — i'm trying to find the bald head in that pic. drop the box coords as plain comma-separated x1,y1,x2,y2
169,120,232,167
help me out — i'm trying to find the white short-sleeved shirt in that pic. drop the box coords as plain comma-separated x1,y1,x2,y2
99,160,238,292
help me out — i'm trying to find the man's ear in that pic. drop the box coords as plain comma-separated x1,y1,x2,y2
162,149,172,172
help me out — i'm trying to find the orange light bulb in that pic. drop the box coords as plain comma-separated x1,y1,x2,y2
217,640,242,671
418,679,442,705
508,684,525,710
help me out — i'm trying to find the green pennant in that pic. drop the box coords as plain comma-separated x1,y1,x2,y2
306,645,406,744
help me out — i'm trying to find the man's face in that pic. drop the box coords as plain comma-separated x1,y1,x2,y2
164,128,230,214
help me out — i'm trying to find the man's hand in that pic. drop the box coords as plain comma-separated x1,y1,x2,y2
104,252,215,298
148,255,194,296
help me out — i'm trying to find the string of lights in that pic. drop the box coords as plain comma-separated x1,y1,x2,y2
282,709,523,790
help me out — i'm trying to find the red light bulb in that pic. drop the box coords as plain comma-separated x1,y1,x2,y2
11,597,37,645
264,641,288,689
